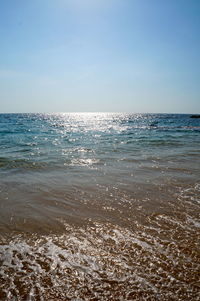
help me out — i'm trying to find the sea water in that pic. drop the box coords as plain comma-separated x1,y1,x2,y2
0,113,200,300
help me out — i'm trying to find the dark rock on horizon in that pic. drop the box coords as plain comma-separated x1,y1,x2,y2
190,115,200,118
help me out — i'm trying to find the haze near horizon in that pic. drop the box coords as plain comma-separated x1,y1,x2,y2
0,0,199,113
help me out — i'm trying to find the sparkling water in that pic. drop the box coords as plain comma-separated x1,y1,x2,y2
0,113,200,300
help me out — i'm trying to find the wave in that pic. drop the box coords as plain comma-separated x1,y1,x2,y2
0,157,47,170
0,220,199,300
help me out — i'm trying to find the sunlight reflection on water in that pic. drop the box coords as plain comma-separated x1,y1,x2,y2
0,113,200,300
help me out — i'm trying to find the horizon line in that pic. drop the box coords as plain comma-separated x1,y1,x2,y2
0,111,198,115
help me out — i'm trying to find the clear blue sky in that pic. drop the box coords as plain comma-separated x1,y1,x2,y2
0,0,199,113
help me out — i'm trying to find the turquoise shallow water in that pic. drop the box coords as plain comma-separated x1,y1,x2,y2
0,113,200,300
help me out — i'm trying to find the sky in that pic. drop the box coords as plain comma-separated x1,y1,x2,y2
0,0,199,113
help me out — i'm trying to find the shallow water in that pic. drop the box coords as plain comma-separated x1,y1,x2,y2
0,113,200,300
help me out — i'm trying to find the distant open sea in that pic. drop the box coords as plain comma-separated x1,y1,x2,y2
0,113,200,300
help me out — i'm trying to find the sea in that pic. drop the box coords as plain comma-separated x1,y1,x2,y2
0,113,199,300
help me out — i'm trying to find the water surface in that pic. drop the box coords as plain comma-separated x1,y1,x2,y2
0,113,199,300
